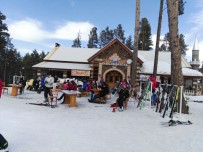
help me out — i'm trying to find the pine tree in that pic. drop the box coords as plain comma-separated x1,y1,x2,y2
179,34,188,56
125,35,134,50
114,24,126,43
0,11,15,83
72,32,81,48
98,26,114,48
87,27,98,48
0,11,9,58
138,18,153,50
178,0,186,16
161,32,188,55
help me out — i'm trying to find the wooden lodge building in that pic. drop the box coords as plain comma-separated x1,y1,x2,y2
33,38,203,93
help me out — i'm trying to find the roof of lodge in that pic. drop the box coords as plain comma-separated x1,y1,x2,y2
32,39,202,77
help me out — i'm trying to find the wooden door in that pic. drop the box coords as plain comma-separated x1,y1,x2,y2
105,71,122,89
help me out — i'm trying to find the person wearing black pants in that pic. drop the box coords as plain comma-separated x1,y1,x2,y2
44,74,54,102
116,84,130,111
88,82,109,103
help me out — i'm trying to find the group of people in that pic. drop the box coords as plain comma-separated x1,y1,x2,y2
86,78,131,112
57,79,77,104
1,73,158,111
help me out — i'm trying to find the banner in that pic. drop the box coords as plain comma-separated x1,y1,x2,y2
71,70,90,76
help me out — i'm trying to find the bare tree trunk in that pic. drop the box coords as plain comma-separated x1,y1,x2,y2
131,0,140,87
167,0,188,113
153,0,164,77
167,0,183,85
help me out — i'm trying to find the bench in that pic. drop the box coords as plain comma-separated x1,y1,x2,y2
94,94,111,104
80,91,90,97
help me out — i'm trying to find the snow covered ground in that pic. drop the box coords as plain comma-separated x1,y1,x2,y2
0,87,203,152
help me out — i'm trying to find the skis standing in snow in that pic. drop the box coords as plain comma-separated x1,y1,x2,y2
137,78,151,109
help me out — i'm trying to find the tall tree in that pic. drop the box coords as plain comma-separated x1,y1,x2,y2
167,0,188,113
131,0,140,86
160,33,188,55
167,0,183,85
178,0,186,15
23,50,46,79
179,34,188,56
98,26,114,48
0,11,23,84
87,27,99,48
72,32,81,48
125,35,134,50
0,11,9,81
138,18,153,50
153,0,164,77
114,24,126,43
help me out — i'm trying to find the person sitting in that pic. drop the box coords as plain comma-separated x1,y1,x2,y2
88,82,109,103
69,80,77,91
116,84,130,111
58,80,77,104
57,80,70,103
79,81,88,92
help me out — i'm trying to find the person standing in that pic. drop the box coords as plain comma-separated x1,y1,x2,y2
19,77,26,94
44,73,54,103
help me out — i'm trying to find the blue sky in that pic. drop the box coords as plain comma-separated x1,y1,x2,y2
1,0,203,63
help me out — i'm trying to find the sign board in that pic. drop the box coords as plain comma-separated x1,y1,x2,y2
71,70,90,76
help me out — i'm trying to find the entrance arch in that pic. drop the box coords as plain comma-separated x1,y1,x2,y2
103,68,125,89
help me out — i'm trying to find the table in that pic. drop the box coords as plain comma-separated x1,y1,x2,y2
10,84,19,96
61,90,81,107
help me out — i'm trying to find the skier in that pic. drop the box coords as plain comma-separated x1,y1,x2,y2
44,73,54,103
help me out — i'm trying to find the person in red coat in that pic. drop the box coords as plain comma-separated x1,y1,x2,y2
150,76,157,92
0,78,2,98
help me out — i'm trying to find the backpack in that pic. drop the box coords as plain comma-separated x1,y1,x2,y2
0,134,8,151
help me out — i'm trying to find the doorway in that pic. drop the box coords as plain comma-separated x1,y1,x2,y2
105,70,122,89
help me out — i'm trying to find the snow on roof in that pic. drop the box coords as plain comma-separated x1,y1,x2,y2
182,67,203,76
138,50,191,68
138,50,200,76
33,46,202,77
32,61,91,70
141,60,202,76
44,47,99,63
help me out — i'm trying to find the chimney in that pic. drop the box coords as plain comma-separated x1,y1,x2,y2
55,43,60,47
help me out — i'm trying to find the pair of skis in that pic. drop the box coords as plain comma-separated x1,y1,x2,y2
161,120,192,127
137,79,151,109
27,102,57,108
162,85,177,118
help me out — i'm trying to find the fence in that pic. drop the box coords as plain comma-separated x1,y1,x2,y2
184,90,201,96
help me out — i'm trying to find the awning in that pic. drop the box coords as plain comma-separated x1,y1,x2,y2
32,61,91,70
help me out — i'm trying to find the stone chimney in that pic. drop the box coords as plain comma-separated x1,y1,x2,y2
55,43,60,47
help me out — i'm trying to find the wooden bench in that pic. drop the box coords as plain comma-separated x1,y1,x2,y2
94,94,111,104
80,91,89,97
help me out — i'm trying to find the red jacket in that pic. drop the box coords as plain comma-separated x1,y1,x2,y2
150,76,157,91
0,79,2,98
